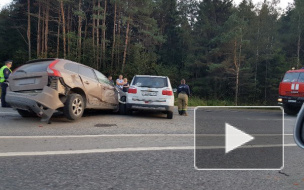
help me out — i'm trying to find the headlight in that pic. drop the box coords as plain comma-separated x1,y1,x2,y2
278,98,283,102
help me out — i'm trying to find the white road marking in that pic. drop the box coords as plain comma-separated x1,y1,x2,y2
0,144,297,157
0,146,194,157
0,112,19,115
0,134,294,139
196,144,296,150
197,134,292,137
0,134,194,139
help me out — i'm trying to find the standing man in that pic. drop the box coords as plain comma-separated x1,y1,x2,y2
177,79,190,116
108,75,114,86
116,75,124,90
0,60,13,108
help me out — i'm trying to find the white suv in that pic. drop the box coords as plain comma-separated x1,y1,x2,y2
126,75,174,119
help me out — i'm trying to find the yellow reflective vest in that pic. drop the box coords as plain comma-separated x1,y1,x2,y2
0,66,12,83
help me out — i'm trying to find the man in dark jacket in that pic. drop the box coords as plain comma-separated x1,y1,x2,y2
0,60,12,108
177,79,190,116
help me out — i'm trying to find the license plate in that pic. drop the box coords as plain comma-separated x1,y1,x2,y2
288,100,297,103
19,78,36,85
142,92,157,96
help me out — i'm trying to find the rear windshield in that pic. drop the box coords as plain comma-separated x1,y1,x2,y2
283,73,300,82
15,60,54,73
132,77,168,88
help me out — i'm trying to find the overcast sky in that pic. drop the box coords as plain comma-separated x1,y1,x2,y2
234,0,294,9
0,0,295,11
0,0,12,9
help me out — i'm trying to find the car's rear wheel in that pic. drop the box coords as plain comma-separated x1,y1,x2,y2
64,94,84,120
17,109,37,117
167,111,173,119
283,104,301,115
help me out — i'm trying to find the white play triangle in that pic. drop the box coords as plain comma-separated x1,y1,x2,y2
225,123,255,154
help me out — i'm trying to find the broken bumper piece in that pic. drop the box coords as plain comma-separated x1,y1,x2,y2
6,86,64,122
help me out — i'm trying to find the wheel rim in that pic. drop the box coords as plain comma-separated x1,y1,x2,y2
72,98,83,116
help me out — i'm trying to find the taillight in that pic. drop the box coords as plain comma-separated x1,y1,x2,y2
47,60,61,77
128,87,137,94
162,88,173,96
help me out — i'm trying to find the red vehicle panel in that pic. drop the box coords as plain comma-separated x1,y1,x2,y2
278,69,304,115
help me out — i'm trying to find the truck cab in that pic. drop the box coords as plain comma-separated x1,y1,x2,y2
278,68,304,115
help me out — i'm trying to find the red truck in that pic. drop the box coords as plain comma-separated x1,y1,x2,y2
278,68,304,115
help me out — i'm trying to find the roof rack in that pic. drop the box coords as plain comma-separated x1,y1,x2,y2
26,58,58,64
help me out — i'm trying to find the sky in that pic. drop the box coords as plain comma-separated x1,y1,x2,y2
0,0,295,10
234,0,294,9
0,0,12,9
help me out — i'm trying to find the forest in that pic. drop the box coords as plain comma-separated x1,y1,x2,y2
0,0,303,105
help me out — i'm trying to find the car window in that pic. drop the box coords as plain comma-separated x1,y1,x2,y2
132,77,168,88
94,70,111,85
64,62,79,73
14,60,54,74
283,73,300,82
79,66,96,80
298,73,304,82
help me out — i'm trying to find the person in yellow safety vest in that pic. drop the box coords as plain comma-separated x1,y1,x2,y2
177,79,190,116
0,60,13,108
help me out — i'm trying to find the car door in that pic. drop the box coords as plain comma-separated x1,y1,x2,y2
78,65,101,106
94,70,118,105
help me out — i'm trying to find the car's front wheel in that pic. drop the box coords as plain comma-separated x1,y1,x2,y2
64,94,84,120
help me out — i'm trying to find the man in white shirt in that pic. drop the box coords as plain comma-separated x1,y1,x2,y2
116,75,124,89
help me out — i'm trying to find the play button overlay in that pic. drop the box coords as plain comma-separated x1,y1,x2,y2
195,107,283,170
225,123,254,154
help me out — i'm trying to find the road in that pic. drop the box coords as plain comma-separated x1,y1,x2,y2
0,107,303,190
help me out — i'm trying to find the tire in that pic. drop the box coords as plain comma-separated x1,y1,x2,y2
119,96,127,115
126,108,133,115
17,109,37,117
167,111,173,119
63,94,85,120
283,104,301,115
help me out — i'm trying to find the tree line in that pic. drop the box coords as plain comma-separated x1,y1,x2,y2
0,0,303,105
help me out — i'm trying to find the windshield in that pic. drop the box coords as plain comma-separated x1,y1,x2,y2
283,73,300,82
15,60,54,74
132,77,168,88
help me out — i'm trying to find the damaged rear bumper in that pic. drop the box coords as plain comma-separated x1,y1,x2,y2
6,86,64,122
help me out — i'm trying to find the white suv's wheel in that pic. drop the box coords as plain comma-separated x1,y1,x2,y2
64,94,84,120
167,111,173,119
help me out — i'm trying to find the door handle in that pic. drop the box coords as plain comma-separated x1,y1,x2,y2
84,81,90,85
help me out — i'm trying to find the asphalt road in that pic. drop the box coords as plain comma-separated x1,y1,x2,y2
0,107,303,190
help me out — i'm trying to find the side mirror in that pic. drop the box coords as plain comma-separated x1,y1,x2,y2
173,88,177,93
295,104,304,148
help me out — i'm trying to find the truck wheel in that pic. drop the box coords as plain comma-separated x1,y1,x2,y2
64,94,84,120
283,104,301,115
119,96,127,115
17,109,37,117
167,111,173,119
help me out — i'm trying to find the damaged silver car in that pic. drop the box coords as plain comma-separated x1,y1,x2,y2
6,59,126,123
